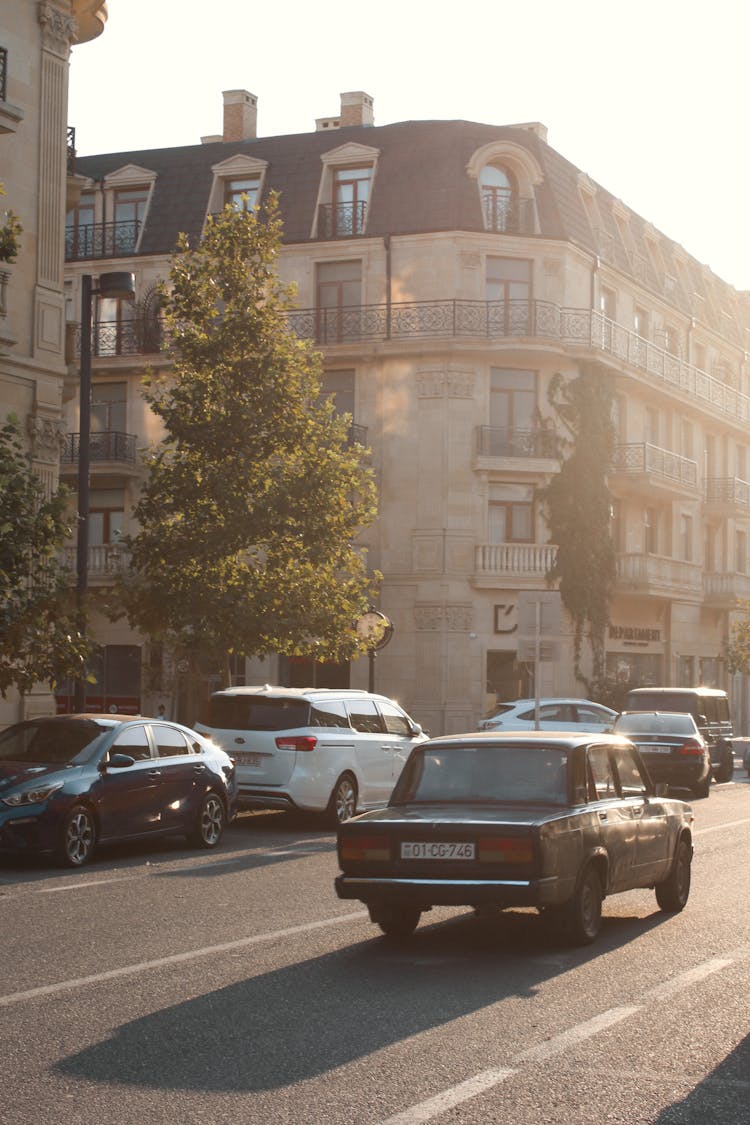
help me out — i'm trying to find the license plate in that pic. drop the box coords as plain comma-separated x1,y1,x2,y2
401,841,475,860
638,744,672,755
233,752,262,767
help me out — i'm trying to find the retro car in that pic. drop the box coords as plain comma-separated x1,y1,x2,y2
335,731,694,945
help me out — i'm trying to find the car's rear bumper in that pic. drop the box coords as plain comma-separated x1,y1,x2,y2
335,873,568,909
640,759,710,788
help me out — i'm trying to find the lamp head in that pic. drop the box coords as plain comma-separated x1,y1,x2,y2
98,272,136,300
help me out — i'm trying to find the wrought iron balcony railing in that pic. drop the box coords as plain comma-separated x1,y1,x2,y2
481,192,536,234
0,47,7,103
705,477,750,509
318,200,368,238
65,219,142,260
62,431,137,466
71,317,164,358
476,425,556,459
79,298,750,429
612,443,699,488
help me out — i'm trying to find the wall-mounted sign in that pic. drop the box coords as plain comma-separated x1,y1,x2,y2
609,625,661,643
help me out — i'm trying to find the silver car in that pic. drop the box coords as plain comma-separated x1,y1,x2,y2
479,697,617,733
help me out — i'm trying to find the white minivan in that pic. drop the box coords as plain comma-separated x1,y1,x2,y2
195,686,428,825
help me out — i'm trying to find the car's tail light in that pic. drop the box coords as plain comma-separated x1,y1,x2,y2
275,735,317,752
478,836,533,863
679,739,704,756
341,836,390,862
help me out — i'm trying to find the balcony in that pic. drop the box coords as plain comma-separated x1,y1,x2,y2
476,425,557,460
318,201,368,238
71,316,164,358
0,46,23,134
703,571,750,607
65,219,142,261
283,300,750,421
473,542,557,588
61,431,138,473
705,477,750,513
62,544,129,580
611,443,699,494
481,193,536,235
615,553,702,597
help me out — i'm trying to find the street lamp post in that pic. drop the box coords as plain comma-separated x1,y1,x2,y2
73,271,135,712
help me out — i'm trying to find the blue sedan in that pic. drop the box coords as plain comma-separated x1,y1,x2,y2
0,714,237,866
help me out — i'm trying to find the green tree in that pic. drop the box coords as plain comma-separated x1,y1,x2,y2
0,418,89,697
119,195,380,682
0,181,22,264
725,600,750,674
537,367,617,688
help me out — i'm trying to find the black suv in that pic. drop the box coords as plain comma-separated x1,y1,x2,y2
623,687,734,782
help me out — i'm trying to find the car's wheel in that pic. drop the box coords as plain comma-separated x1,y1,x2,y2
656,835,692,912
324,772,358,827
564,865,603,945
56,804,96,867
376,905,421,939
691,774,711,799
188,792,225,849
713,742,734,783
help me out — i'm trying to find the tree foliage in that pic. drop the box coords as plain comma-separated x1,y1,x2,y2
0,418,88,696
537,367,616,686
725,601,750,673
118,196,380,679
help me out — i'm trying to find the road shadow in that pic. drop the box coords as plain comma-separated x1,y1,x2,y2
651,1031,750,1123
55,907,668,1095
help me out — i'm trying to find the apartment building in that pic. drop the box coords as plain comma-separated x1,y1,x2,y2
62,89,750,734
0,1,107,727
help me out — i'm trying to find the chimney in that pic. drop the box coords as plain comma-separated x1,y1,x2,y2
339,91,374,128
222,90,258,142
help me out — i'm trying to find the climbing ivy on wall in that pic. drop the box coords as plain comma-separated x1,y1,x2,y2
537,366,617,688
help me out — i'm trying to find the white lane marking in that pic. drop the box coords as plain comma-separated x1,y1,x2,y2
379,951,746,1124
0,911,366,1008
39,878,136,893
642,959,732,1001
381,1068,516,1125
694,817,750,836
514,1006,640,1063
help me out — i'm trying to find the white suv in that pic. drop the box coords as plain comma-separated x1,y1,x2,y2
195,686,427,825
478,697,617,733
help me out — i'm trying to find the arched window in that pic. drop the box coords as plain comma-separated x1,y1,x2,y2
480,165,517,232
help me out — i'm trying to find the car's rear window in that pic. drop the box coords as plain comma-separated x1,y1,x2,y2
391,744,568,805
625,692,698,715
208,696,310,731
616,713,695,735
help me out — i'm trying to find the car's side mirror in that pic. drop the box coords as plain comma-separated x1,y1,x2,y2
101,752,136,771
410,723,423,738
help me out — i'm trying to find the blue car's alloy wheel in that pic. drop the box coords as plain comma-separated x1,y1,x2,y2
58,805,96,867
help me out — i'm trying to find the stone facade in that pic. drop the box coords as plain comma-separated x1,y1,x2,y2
60,91,750,733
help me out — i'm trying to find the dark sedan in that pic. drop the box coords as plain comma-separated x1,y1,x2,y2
335,731,694,945
612,711,712,798
0,714,237,867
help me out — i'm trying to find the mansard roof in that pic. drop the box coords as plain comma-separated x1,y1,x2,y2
74,117,747,324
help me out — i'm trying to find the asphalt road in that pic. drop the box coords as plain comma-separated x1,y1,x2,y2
1,770,749,1124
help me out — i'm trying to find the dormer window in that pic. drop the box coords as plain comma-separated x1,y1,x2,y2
329,166,371,236
480,165,518,232
206,155,269,225
467,141,542,236
225,176,261,212
66,191,96,258
112,188,148,254
315,142,380,240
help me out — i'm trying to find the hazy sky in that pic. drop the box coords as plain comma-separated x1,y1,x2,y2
68,0,750,291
